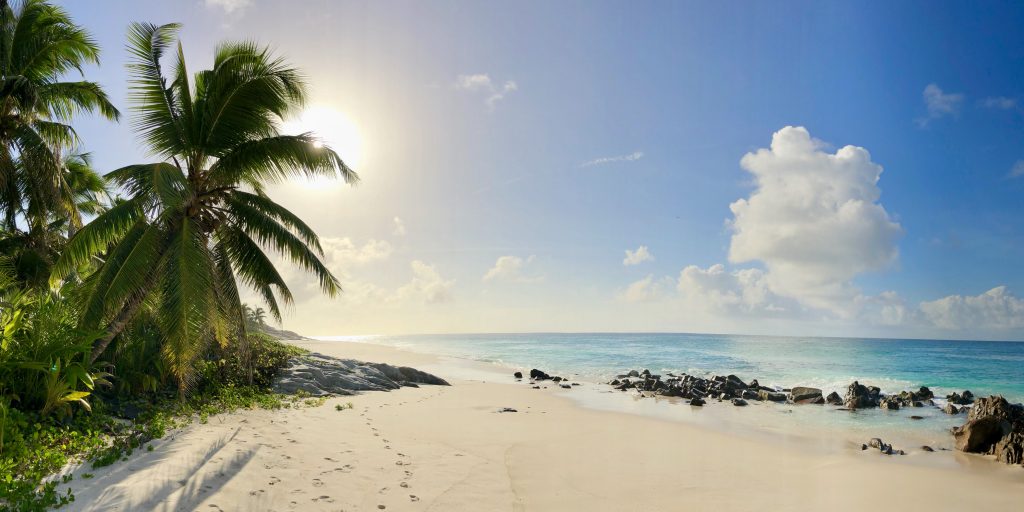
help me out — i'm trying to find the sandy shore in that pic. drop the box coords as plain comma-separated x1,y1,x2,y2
59,340,1024,511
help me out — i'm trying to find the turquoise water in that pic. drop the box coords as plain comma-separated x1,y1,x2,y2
326,333,1024,447
354,333,1024,402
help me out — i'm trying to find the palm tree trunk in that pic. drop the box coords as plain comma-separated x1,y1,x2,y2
88,272,158,364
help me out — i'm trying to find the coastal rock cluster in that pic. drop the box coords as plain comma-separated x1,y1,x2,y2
272,352,449,396
516,369,577,389
952,395,1024,465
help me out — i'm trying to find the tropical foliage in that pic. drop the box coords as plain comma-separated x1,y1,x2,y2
0,3,355,509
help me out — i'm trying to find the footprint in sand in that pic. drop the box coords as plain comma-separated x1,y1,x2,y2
324,456,336,462
400,482,409,488
410,495,420,502
312,478,324,487
269,476,281,486
379,486,389,494
337,464,354,472
249,489,265,496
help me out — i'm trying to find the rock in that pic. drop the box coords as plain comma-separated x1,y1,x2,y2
995,432,1024,464
641,369,651,377
689,397,706,406
921,445,934,452
749,379,760,389
868,438,885,450
953,416,1012,453
532,386,540,389
861,444,868,450
740,389,759,400
968,395,1021,422
879,396,901,410
942,403,961,415
513,371,523,379
272,353,449,396
552,376,563,382
530,369,552,380
731,398,748,406
947,391,976,405
499,407,517,413
758,390,787,402
910,415,924,420
627,370,640,377
917,386,934,400
825,391,843,405
571,383,580,386
844,381,878,409
560,384,571,389
789,386,823,403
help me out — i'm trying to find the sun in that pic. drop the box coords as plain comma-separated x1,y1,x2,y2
282,105,364,188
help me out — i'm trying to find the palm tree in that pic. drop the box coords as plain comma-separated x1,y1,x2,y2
52,23,357,394
0,0,119,232
252,307,266,326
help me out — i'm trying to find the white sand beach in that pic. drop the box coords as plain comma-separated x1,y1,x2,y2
59,340,1024,511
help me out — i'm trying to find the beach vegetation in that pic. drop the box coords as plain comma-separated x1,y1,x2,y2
0,3,353,509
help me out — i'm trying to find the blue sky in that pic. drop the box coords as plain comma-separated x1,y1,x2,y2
60,1,1024,339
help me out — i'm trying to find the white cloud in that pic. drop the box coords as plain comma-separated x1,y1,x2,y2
917,83,964,127
919,286,1024,330
622,245,654,266
728,126,902,313
204,0,250,13
982,96,1018,110
483,255,541,283
622,274,674,303
1008,160,1024,179
455,74,518,108
320,237,393,266
392,216,407,236
676,264,786,314
392,261,455,304
581,151,644,168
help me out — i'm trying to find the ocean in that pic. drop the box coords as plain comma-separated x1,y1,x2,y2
321,332,1024,449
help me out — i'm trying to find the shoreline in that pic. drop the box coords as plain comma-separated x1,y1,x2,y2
58,338,1024,511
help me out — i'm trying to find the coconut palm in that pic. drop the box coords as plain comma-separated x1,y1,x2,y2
52,23,357,394
0,0,119,231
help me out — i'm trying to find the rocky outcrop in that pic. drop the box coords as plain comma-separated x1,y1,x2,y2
530,369,552,380
825,391,843,405
952,395,1024,465
513,371,523,379
844,381,880,409
789,387,823,404
272,353,449,396
947,390,975,405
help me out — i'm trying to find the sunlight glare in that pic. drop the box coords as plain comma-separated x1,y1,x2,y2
282,105,364,189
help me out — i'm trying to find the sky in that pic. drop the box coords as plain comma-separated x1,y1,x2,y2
59,0,1024,340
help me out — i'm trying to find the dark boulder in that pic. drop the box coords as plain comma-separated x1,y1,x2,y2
513,371,523,379
627,370,640,377
844,381,878,409
530,369,552,380
879,396,901,410
689,397,706,406
995,432,1024,464
953,416,1012,453
825,391,843,405
731,398,748,406
942,403,962,415
947,391,975,405
789,386,823,403
921,445,934,452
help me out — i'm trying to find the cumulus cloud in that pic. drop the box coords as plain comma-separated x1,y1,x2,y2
1008,160,1024,179
392,261,455,304
392,216,407,236
581,151,644,168
483,255,541,283
455,74,518,108
204,0,250,13
320,237,393,266
621,274,673,303
917,83,964,127
622,245,654,266
919,286,1024,330
676,264,787,314
728,126,903,313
